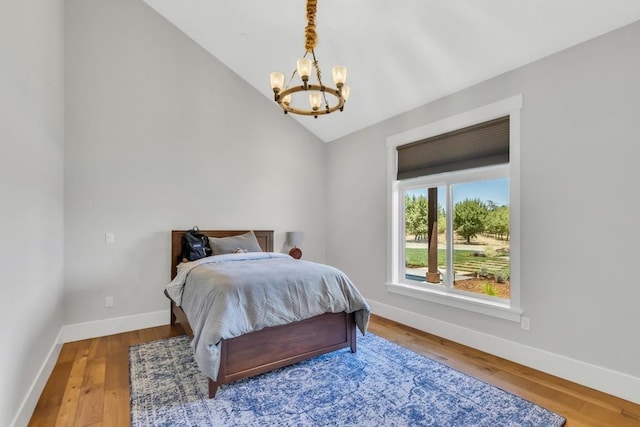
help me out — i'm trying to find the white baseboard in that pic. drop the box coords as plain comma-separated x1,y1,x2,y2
11,329,63,427
59,309,171,343
368,299,640,405
13,310,172,426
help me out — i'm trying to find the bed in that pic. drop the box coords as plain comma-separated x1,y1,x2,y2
167,229,370,398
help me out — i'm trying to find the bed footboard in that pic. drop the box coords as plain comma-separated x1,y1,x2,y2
209,311,356,398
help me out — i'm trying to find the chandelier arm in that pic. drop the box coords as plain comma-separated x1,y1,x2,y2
277,84,344,116
281,105,341,116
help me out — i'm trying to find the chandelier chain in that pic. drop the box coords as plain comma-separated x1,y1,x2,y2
311,49,330,109
305,0,318,52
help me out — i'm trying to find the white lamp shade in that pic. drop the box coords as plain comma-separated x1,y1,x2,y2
282,94,292,106
340,84,350,101
296,58,312,79
309,92,322,109
332,65,347,85
286,231,304,247
270,72,284,91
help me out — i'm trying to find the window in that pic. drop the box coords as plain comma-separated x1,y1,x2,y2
401,167,510,299
387,96,522,322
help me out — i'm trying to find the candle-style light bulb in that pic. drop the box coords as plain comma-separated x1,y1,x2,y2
340,85,350,101
332,65,347,86
309,92,322,110
297,58,311,81
270,72,284,92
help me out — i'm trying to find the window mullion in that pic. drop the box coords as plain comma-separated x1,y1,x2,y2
445,183,453,290
398,189,406,284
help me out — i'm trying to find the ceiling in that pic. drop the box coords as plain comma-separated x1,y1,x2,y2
142,0,640,143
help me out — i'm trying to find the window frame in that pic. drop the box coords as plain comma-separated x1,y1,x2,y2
399,165,510,298
386,95,523,322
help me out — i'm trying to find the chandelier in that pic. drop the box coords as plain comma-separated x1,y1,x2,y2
269,0,350,118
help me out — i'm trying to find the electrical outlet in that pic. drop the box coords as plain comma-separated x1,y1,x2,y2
105,296,114,308
105,233,115,244
520,316,530,331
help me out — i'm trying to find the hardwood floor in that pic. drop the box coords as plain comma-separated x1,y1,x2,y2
29,315,640,426
368,316,640,427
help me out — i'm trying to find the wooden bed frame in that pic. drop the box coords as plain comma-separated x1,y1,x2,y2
169,229,357,398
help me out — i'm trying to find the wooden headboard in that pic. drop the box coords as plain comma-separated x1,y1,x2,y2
170,230,274,279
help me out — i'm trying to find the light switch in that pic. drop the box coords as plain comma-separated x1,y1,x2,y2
105,233,115,244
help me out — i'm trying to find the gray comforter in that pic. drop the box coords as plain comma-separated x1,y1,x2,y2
165,252,370,381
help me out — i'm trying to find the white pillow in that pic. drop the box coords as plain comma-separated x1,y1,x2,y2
209,231,263,255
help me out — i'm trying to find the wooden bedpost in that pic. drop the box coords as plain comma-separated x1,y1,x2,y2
208,379,220,398
349,312,357,353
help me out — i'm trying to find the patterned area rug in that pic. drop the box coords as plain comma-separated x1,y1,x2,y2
129,333,566,426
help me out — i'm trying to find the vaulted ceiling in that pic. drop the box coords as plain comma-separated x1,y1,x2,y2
143,0,640,142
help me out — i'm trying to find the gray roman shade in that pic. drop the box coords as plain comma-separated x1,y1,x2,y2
396,116,510,180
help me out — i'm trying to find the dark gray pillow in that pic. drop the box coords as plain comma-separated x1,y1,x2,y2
209,231,263,255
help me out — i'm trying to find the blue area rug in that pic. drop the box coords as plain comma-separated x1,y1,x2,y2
129,333,565,426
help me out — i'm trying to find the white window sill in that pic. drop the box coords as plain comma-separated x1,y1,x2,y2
386,281,523,322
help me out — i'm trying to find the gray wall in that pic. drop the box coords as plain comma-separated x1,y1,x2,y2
64,0,326,324
327,21,640,378
0,0,65,425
